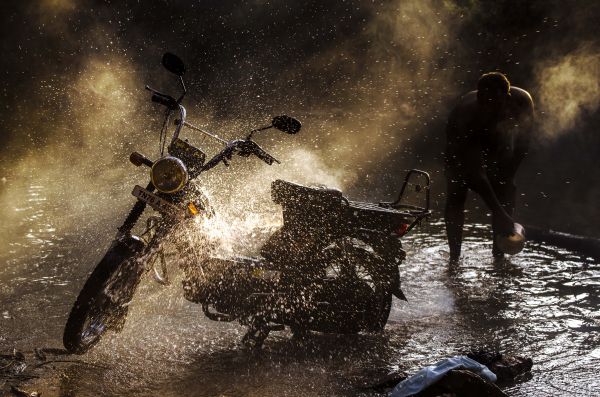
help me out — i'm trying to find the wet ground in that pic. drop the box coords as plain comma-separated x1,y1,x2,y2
1,184,599,396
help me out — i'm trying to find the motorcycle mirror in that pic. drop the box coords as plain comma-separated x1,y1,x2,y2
162,52,186,76
272,115,301,134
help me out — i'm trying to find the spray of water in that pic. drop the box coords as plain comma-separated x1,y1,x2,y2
535,45,600,138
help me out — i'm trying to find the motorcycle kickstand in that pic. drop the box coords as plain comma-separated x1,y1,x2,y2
241,318,271,350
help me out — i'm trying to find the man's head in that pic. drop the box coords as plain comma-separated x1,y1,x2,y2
477,72,510,108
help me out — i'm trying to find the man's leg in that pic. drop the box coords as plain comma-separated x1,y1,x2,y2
491,179,516,257
445,178,468,262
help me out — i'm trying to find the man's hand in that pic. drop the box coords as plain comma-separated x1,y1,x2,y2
493,211,515,236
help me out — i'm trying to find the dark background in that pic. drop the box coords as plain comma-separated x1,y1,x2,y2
1,0,599,237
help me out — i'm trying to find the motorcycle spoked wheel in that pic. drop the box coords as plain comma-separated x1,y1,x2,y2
63,236,147,354
317,238,394,333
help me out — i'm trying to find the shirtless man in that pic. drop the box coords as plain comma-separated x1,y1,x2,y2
445,72,535,261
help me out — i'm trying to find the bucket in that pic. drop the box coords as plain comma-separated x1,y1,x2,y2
496,223,526,255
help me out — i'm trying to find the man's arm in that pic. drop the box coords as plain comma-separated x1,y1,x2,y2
455,124,515,235
509,90,535,177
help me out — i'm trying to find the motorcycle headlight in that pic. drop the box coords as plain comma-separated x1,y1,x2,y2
151,156,189,193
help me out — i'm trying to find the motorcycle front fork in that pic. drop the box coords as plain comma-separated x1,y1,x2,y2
139,215,210,288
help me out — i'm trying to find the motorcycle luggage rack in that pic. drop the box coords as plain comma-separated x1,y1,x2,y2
375,169,431,234
379,169,431,213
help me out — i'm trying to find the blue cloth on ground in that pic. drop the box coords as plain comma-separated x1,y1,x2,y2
390,355,497,397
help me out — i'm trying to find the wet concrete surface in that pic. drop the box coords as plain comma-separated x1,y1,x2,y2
1,184,599,396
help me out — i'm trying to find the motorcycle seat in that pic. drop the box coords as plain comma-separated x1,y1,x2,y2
271,179,343,207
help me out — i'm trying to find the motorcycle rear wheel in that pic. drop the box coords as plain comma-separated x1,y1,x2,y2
63,236,145,354
317,237,394,332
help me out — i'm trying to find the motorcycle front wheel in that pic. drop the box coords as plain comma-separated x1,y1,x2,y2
63,235,146,354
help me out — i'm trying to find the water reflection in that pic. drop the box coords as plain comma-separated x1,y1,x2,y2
1,185,599,396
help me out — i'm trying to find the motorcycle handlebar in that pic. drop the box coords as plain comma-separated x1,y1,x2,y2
151,93,178,110
146,85,178,110
201,145,234,172
201,139,279,172
249,142,279,165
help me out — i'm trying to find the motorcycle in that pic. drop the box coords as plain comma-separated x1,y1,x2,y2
63,52,431,354
63,52,301,354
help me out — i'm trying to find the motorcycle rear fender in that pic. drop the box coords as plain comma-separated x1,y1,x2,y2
354,229,406,262
394,285,408,301
351,230,408,301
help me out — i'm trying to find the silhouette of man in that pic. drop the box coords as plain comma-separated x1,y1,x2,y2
445,72,535,261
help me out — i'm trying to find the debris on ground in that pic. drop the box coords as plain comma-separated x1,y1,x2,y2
466,349,533,384
1,347,87,396
1,350,27,376
389,355,498,397
410,369,507,397
363,350,533,396
10,385,41,397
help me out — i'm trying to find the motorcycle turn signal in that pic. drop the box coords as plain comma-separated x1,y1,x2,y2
130,152,154,167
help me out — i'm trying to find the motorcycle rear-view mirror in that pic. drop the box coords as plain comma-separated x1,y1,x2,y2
162,53,186,76
272,115,301,134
